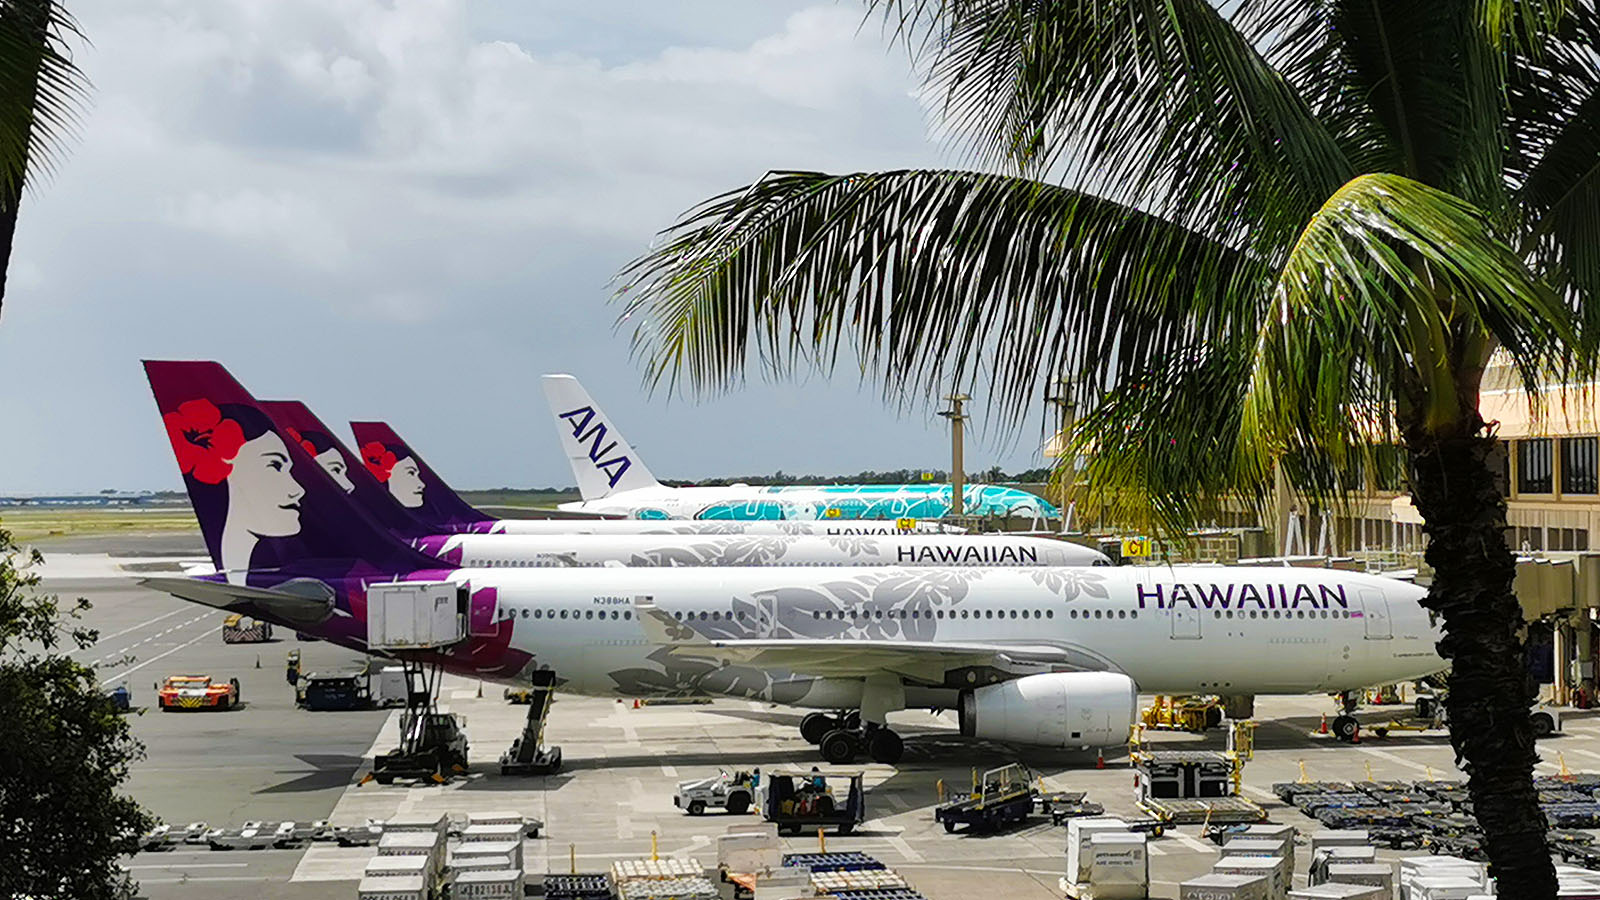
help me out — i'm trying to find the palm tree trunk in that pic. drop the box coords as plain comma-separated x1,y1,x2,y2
1407,414,1554,895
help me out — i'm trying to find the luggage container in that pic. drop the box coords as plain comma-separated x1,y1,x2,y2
1222,838,1293,865
1325,862,1397,896
453,868,524,900
377,831,444,878
1212,856,1290,900
461,822,524,845
467,810,543,838
1066,817,1129,885
1180,872,1271,900
357,874,427,900
450,854,513,874
1087,832,1147,900
454,839,522,871
1288,885,1386,900
1309,831,1369,855
383,812,447,839
365,854,431,882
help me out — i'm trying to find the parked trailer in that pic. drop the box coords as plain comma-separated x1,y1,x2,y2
935,764,1036,834
761,770,866,836
222,614,272,643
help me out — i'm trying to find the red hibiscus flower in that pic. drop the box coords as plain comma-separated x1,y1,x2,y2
361,441,397,482
163,398,245,485
286,427,318,457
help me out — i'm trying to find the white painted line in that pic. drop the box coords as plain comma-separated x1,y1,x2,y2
131,877,270,884
1357,747,1435,775
886,834,924,863
119,626,220,677
1171,830,1215,854
659,764,678,778
126,863,248,870
1565,748,1600,762
86,608,187,645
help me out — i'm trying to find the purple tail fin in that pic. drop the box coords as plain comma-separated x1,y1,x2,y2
144,361,438,576
260,401,427,538
349,421,488,532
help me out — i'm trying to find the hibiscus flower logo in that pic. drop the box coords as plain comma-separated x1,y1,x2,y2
163,398,245,485
360,441,397,482
286,427,318,457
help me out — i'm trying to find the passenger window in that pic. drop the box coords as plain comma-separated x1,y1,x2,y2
699,612,708,621
1214,611,1222,619
585,610,594,619
813,611,820,619
712,611,721,621
611,610,619,620
1118,610,1126,619
911,611,919,619
673,611,682,620
1046,610,1053,619
560,610,568,619
1130,611,1137,619
1009,610,1017,619
521,609,529,618
1094,610,1102,619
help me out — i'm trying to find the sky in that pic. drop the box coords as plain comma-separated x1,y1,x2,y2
0,0,1057,494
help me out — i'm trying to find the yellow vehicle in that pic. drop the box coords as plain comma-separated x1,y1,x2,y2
222,614,272,643
1140,695,1224,733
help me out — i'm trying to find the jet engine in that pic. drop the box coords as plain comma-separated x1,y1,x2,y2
958,672,1137,748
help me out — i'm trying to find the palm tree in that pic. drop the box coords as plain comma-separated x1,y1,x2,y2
0,0,87,320
617,2,1599,892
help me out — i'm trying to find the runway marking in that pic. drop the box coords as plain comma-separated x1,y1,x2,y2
101,615,209,664
117,624,221,677
135,876,272,884
885,834,924,863
85,608,188,645
1357,746,1437,775
1170,830,1216,854
126,863,248,870
660,764,678,778
1240,783,1276,801
1565,748,1600,763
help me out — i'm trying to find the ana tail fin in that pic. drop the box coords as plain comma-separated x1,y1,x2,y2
143,361,435,576
540,374,659,501
348,421,487,531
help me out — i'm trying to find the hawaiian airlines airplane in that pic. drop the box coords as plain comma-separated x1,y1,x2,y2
541,374,1059,521
143,361,1443,766
346,419,964,537
259,401,1104,570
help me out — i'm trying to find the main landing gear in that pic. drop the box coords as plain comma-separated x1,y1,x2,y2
800,711,904,764
1330,690,1360,743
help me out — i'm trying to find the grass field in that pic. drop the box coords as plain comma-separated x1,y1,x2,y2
1,506,200,541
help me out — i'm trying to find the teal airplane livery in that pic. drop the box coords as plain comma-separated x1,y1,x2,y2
541,374,1059,522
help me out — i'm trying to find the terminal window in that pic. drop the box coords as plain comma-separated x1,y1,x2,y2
1562,437,1598,494
1518,438,1554,493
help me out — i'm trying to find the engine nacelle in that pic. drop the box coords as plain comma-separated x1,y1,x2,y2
959,672,1137,749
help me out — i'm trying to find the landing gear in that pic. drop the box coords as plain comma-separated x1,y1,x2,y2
1332,715,1360,742
500,670,562,775
820,729,860,765
800,713,835,745
867,728,904,764
1339,690,1358,714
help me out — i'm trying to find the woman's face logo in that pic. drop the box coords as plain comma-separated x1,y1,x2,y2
228,431,305,536
315,448,356,494
389,456,424,508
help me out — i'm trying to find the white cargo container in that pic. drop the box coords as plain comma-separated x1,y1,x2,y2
1326,863,1396,897
1289,884,1387,900
1088,832,1148,900
1067,817,1128,884
371,666,408,705
377,831,444,877
365,854,431,881
1214,856,1290,900
1409,877,1489,900
451,854,514,874
461,823,524,845
357,874,427,900
367,582,464,649
382,812,447,839
453,868,524,900
1223,839,1292,861
468,810,540,837
453,839,522,871
1310,831,1369,855
1229,825,1296,846
1181,873,1272,900
718,823,782,874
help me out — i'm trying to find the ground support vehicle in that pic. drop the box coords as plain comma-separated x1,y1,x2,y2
1365,826,1425,850
368,662,468,784
333,821,385,846
500,670,562,775
1035,791,1106,825
107,685,134,713
1544,802,1600,828
157,675,239,711
1132,721,1262,824
222,614,272,643
298,673,372,711
675,769,756,816
140,825,183,852
1555,840,1600,870
760,770,866,836
1538,774,1600,793
934,764,1035,834
1422,832,1487,860
206,821,276,850
1140,695,1225,733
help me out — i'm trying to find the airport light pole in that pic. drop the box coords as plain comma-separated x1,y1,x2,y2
1044,379,1075,534
939,394,969,518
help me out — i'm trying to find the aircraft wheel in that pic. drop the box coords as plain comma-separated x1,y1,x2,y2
819,730,859,765
1332,715,1359,742
868,729,904,764
800,713,836,745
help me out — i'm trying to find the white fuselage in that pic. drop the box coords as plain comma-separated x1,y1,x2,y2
555,482,1055,521
424,533,1106,568
483,520,964,536
421,564,1444,703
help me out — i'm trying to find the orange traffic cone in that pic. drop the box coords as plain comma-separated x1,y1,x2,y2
1096,752,1105,770
1319,713,1328,735
1351,724,1361,744
633,698,641,709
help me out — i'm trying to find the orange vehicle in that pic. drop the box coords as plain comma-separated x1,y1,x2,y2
157,675,240,711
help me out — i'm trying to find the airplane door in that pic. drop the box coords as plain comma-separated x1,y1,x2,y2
1171,605,1201,639
467,585,500,636
1359,589,1392,639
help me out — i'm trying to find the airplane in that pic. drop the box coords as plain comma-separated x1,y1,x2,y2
540,374,1061,522
256,400,1106,569
346,419,965,537
143,360,1444,766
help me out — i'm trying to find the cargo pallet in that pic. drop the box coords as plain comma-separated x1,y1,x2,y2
1140,796,1266,825
934,764,1036,834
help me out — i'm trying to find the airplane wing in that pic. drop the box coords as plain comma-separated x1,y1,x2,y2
633,598,1077,683
140,576,335,626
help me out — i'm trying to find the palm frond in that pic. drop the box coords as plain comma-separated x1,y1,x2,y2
0,0,89,199
868,0,1352,255
1243,173,1574,496
616,169,1270,420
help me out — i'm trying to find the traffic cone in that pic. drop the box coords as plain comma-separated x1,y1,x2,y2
633,698,641,709
1096,752,1105,770
1350,724,1361,744
1319,713,1328,735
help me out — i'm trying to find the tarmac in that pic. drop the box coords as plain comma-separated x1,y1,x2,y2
25,532,1600,900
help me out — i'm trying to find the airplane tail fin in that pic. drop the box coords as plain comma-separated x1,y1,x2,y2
347,421,488,532
259,401,425,538
540,374,660,501
143,361,436,576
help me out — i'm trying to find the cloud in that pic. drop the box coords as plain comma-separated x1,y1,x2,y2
0,0,1055,494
